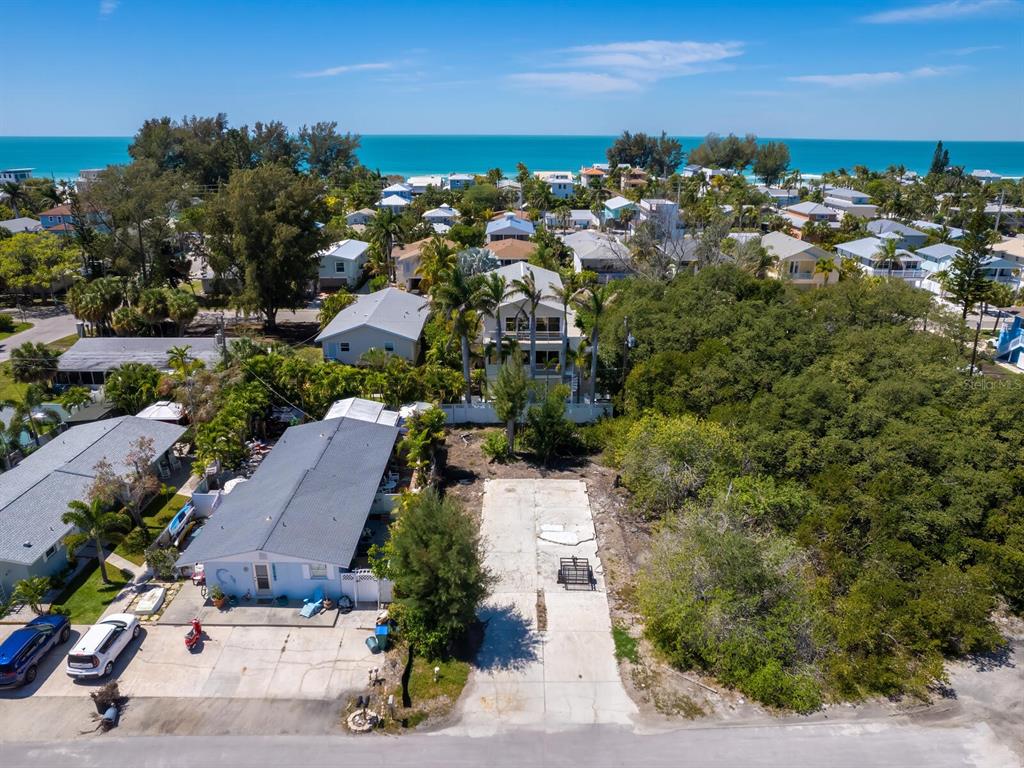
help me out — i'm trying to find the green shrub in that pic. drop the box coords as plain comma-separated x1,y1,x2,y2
612,624,640,663
0,314,15,333
122,527,153,556
145,546,180,581
482,431,511,463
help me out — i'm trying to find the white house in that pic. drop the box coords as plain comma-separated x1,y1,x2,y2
377,194,410,214
762,231,836,287
446,173,476,191
913,220,965,240
638,198,682,237
406,175,446,195
486,212,535,243
317,239,370,289
381,182,413,201
835,236,924,284
917,243,1021,295
970,169,1002,183
175,404,400,606
316,288,429,365
544,209,599,230
422,204,460,228
822,186,878,219
535,171,576,200
479,262,582,380
345,208,375,226
564,230,633,282
866,220,928,249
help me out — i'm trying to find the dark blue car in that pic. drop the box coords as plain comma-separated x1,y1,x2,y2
0,614,71,688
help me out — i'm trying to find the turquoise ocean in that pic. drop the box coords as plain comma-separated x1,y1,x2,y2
2,135,1022,182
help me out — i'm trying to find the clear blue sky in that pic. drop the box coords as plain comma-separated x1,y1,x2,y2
2,0,1022,139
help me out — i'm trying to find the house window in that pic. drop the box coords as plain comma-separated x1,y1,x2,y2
789,261,801,274
339,342,350,352
43,543,58,561
335,262,346,273
309,563,328,580
535,317,560,333
384,342,395,352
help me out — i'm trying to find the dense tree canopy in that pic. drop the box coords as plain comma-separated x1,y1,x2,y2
688,132,759,171
591,267,1023,709
606,131,684,177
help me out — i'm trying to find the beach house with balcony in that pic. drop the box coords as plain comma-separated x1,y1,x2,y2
535,171,575,199
917,243,1021,295
564,231,633,282
603,196,636,228
762,231,836,287
835,237,924,284
381,182,413,201
422,204,460,229
479,262,582,380
822,187,878,219
783,202,840,238
995,315,1024,370
446,173,476,191
377,194,410,214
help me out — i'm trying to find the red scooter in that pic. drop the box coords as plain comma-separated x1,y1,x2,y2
184,618,204,652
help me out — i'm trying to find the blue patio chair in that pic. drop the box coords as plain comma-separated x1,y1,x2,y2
300,586,325,618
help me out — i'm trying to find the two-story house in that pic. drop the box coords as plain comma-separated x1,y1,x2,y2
535,171,576,200
603,196,636,227
479,262,582,380
821,186,879,219
762,231,836,287
638,198,682,237
377,194,410,214
757,186,801,208
0,168,33,185
486,212,535,243
783,202,840,238
866,220,928,249
423,204,460,230
37,204,107,236
317,239,370,290
834,236,924,284
564,230,633,282
446,173,476,191
381,182,413,201
316,288,429,365
406,175,446,195
917,243,1021,296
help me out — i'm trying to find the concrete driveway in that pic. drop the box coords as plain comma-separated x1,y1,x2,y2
453,479,636,734
0,614,380,701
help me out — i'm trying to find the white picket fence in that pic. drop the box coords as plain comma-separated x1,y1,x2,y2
441,401,611,425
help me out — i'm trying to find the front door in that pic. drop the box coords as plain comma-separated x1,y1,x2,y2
253,563,271,592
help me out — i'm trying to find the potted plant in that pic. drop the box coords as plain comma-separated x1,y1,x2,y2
210,585,227,609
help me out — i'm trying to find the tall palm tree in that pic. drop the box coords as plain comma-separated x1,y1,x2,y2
416,235,456,293
511,271,545,379
477,272,511,365
573,284,614,404
61,498,130,585
367,208,406,283
433,265,483,405
569,338,590,404
550,270,585,378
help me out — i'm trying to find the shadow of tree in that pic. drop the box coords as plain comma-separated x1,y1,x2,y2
473,602,541,672
967,643,1016,672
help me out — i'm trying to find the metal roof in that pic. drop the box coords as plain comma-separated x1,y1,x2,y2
315,287,429,343
0,417,186,565
323,397,399,425
0,217,42,234
562,230,632,265
866,220,926,238
485,213,535,237
176,415,398,568
57,337,222,374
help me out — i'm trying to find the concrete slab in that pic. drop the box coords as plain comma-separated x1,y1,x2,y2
451,479,637,735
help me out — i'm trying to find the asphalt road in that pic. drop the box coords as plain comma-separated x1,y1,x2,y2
0,308,78,361
1,721,1016,768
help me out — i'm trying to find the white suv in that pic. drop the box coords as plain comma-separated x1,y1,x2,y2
66,613,140,678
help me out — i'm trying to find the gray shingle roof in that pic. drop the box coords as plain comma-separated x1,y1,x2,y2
562,230,632,266
57,337,222,374
0,417,186,565
177,415,398,568
315,288,429,343
0,217,42,234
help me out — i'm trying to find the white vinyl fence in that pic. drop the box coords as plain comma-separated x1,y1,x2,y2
441,401,611,425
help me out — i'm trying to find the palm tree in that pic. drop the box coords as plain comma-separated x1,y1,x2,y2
876,237,900,278
367,208,406,283
1,181,28,218
569,338,590,404
477,272,511,365
433,265,483,405
416,235,456,293
814,256,836,285
550,270,585,379
137,288,168,336
9,342,58,385
573,284,614,404
61,498,130,585
2,384,48,447
166,291,198,335
511,271,545,380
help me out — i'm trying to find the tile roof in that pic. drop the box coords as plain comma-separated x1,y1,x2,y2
176,414,398,567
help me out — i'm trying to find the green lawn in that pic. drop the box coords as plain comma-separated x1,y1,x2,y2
113,493,190,566
612,623,640,663
0,322,33,340
406,655,471,704
48,333,80,353
52,558,131,624
0,361,28,401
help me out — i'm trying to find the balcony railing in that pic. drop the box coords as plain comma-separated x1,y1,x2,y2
863,267,925,279
508,330,562,340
